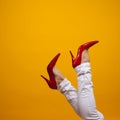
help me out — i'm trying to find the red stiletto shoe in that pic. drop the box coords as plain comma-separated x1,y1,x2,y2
70,41,99,68
41,53,60,89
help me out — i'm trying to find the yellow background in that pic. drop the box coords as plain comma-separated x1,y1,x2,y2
0,0,120,119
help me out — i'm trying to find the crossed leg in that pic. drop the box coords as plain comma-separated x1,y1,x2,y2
54,51,104,120
41,41,104,120
57,62,104,120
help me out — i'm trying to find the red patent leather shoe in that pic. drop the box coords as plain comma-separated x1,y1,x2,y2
70,41,99,68
41,53,60,89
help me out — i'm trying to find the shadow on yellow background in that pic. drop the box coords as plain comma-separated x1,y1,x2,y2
0,0,120,119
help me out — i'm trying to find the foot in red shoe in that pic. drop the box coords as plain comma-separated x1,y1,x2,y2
70,41,99,68
41,53,60,89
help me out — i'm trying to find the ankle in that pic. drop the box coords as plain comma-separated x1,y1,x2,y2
53,67,65,85
81,50,90,64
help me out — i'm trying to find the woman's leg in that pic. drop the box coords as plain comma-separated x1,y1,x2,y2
74,50,104,120
41,54,79,114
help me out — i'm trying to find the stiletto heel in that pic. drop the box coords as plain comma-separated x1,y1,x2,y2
41,53,60,89
70,41,99,68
